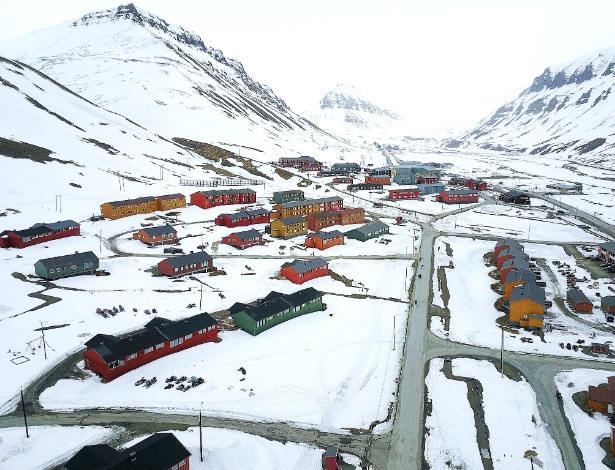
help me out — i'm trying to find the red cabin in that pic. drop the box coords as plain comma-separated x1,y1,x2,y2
0,220,80,249
388,188,420,200
214,208,270,228
83,313,218,382
281,258,329,284
435,189,479,204
157,252,216,277
221,229,263,249
467,179,488,191
190,188,256,209
567,288,593,313
333,177,353,184
417,175,439,184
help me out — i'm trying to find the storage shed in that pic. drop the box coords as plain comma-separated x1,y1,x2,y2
567,288,593,313
35,251,99,280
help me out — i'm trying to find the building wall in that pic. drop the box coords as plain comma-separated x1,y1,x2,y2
305,236,344,250
190,191,255,209
133,230,177,245
157,259,214,277
273,191,304,204
365,175,391,185
388,189,420,200
35,259,99,280
503,280,523,301
84,327,218,381
269,220,308,239
221,233,262,249
588,398,609,413
232,298,323,336
270,200,344,219
7,226,81,249
509,299,543,323
101,200,158,220
157,196,186,211
281,265,328,284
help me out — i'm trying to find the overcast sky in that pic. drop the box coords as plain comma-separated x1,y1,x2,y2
1,0,615,131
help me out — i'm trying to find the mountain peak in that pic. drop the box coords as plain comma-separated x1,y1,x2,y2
319,84,397,118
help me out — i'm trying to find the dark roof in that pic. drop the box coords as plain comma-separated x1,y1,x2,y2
161,251,212,268
510,283,545,305
233,229,262,240
277,196,342,209
223,209,269,221
309,230,344,241
501,257,530,270
498,247,528,259
348,221,389,236
277,216,307,225
600,241,615,254
36,251,98,270
228,302,250,315
325,447,339,458
141,225,177,237
274,189,304,195
495,239,523,249
64,433,191,470
11,225,53,238
567,288,591,305
90,313,217,363
31,220,79,231
504,268,536,285
63,444,119,470
281,258,328,274
441,189,479,195
310,210,340,220
602,296,615,308
197,188,255,196
588,385,615,405
105,196,156,208
157,193,185,200
233,288,322,322
502,190,529,197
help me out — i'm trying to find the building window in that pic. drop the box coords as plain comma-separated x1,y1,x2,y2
144,347,153,354
127,353,137,361
185,333,193,340
49,268,54,273
156,342,165,349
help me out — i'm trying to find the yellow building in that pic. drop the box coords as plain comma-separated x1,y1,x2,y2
270,217,308,239
100,196,158,220
509,283,545,329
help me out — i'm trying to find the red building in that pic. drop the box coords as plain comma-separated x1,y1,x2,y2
214,208,269,228
417,174,439,184
133,225,177,246
64,433,191,470
305,230,345,250
448,177,469,186
567,288,593,313
306,208,365,231
221,229,263,249
0,220,80,249
499,257,530,284
190,188,256,209
324,447,343,470
388,188,420,200
333,177,353,184
281,258,329,284
365,175,391,185
435,189,479,204
467,179,488,191
83,312,218,382
599,241,615,264
494,239,523,258
157,252,216,277
496,247,529,270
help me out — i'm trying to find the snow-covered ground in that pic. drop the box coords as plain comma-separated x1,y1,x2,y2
0,426,118,469
430,236,615,357
425,358,565,469
555,369,614,470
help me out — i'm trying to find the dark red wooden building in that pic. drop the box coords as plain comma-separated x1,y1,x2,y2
190,188,256,209
157,251,216,277
83,312,218,382
64,432,191,470
388,188,420,200
567,288,593,313
214,208,269,228
496,247,529,270
416,174,439,184
0,220,80,249
467,179,488,190
499,257,530,284
435,189,479,204
221,229,263,249
281,258,329,284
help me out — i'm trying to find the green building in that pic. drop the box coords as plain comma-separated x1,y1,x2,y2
346,221,389,242
34,251,99,280
272,189,305,204
230,287,323,335
392,164,441,184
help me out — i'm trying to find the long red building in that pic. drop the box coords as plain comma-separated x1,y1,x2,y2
0,220,80,249
388,188,420,200
83,313,218,382
157,252,215,277
435,189,479,204
190,188,256,209
214,208,270,228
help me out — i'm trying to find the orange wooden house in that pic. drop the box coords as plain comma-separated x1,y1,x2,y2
588,376,615,413
133,225,177,245
503,268,536,301
157,193,186,211
270,196,343,219
509,283,545,329
306,208,365,231
365,175,391,185
305,230,345,250
101,196,158,220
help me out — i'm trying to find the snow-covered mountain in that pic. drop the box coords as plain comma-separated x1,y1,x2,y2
303,84,408,138
0,4,342,155
455,47,615,164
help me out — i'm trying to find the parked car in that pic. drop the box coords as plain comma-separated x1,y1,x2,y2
164,247,184,254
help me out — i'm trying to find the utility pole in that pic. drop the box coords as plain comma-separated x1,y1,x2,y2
500,328,504,378
199,406,204,462
55,195,62,212
99,229,102,253
199,284,203,310
393,316,396,350
21,389,29,438
40,321,48,360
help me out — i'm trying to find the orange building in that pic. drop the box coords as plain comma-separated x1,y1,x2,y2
306,208,365,231
270,196,343,219
365,175,391,185
156,193,186,211
305,230,345,250
133,225,177,245
509,283,545,328
101,196,158,220
269,217,308,239
503,268,536,301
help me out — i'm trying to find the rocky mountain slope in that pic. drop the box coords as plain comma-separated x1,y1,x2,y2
0,4,341,156
454,47,615,164
303,84,407,138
